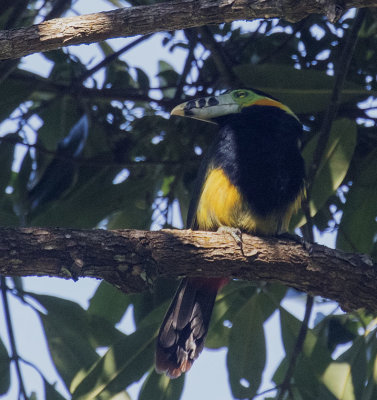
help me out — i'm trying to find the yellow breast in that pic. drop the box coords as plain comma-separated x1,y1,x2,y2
195,168,300,235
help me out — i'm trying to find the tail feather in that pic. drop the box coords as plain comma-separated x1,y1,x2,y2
156,277,227,378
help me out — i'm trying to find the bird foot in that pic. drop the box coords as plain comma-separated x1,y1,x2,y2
217,226,244,255
276,232,302,244
276,232,312,252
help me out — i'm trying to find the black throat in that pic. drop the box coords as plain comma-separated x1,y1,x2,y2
212,106,305,216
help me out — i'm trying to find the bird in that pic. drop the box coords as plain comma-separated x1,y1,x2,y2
155,88,305,378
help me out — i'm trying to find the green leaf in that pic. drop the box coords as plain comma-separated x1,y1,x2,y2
12,151,33,219
293,118,357,227
234,64,373,114
105,59,136,89
43,378,68,400
321,337,367,400
362,335,377,400
36,96,83,152
33,291,123,347
309,119,357,212
135,67,150,90
279,307,302,356
157,61,178,98
97,41,115,57
131,280,178,328
206,282,256,349
0,133,17,192
0,194,19,227
0,335,10,395
321,336,367,400
278,307,340,398
138,369,184,400
279,306,331,364
0,74,36,122
70,322,159,400
88,281,130,326
30,163,161,229
258,284,287,319
31,294,100,388
28,115,89,212
336,148,377,254
227,294,266,398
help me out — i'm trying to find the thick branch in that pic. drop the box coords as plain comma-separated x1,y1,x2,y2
0,227,375,313
1,0,376,60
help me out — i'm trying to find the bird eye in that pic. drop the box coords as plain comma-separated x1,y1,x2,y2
234,91,247,98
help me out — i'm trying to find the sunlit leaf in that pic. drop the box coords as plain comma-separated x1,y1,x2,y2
70,322,159,400
292,118,357,227
138,369,184,400
320,337,366,400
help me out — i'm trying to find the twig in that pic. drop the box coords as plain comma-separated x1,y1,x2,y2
252,385,279,399
197,25,242,87
8,70,174,107
78,33,154,84
173,29,197,101
0,133,198,167
276,295,314,400
0,277,29,400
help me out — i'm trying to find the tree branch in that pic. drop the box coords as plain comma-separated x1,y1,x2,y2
0,227,375,313
0,0,376,60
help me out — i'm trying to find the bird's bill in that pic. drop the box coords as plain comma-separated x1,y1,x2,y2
171,93,240,122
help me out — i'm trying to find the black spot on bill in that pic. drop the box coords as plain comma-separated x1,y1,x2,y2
198,98,206,108
208,97,219,106
185,100,197,111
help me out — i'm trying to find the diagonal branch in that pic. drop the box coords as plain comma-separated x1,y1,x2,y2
1,0,376,60
0,227,375,313
276,294,314,400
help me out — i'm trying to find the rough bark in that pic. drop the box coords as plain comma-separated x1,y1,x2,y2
1,0,377,60
0,227,375,313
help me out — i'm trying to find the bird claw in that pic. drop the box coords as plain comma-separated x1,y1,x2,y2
217,226,244,255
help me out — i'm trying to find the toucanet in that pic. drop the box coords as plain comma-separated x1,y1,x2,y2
155,89,305,378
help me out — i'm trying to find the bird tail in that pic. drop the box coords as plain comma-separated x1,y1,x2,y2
155,277,228,378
